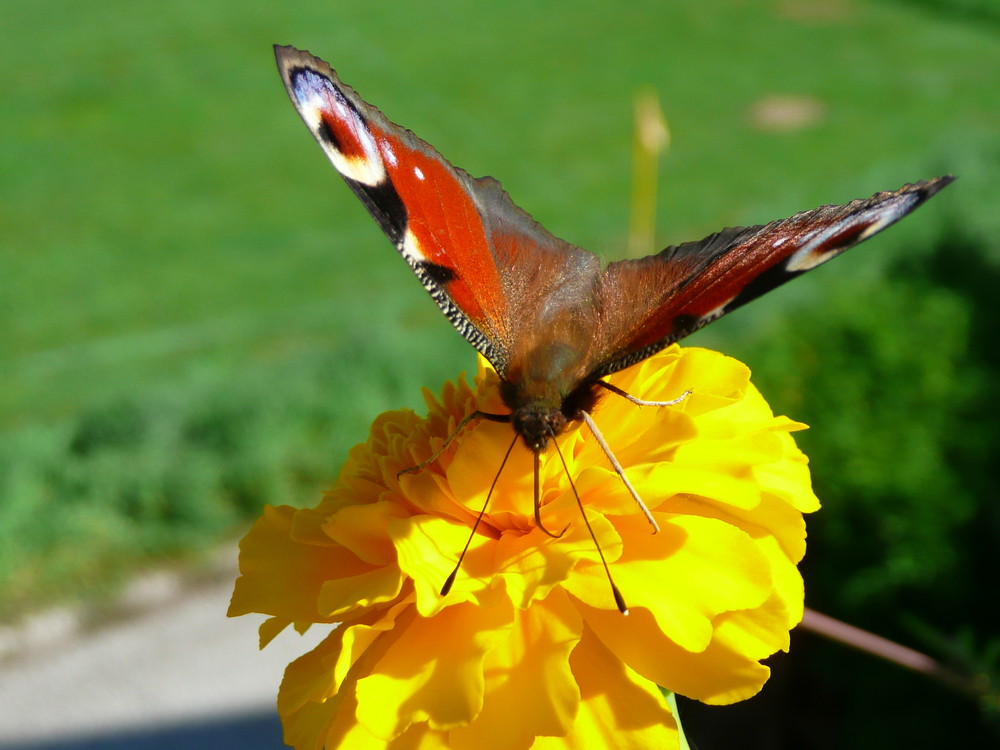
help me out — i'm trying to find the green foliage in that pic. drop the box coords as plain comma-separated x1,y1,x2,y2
0,337,474,619
753,273,976,604
0,364,299,616
884,0,1000,26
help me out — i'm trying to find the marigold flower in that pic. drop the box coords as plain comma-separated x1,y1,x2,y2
230,345,819,749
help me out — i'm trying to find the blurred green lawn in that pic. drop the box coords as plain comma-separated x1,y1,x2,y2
2,0,999,746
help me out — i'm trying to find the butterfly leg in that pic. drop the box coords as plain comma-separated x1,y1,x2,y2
597,379,691,407
580,410,660,534
397,410,510,478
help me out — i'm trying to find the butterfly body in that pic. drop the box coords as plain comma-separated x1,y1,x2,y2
274,45,952,457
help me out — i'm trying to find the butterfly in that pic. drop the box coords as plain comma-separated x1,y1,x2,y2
274,45,952,609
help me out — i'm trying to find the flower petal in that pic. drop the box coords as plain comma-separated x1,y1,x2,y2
355,600,513,738
321,499,409,565
532,623,678,749
392,514,500,615
450,589,583,749
754,427,821,513
574,599,771,705
230,505,349,623
495,510,623,610
567,513,770,651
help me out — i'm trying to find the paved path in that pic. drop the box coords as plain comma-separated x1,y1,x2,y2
0,551,328,750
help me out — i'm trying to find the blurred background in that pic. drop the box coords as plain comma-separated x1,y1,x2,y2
2,0,998,747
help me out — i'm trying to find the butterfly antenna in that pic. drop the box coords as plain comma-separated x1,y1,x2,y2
441,431,519,597
597,380,691,407
549,433,629,615
398,410,510,478
580,410,659,534
533,450,568,538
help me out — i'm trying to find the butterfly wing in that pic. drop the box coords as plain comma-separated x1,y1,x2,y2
275,45,953,395
586,177,954,379
274,45,600,377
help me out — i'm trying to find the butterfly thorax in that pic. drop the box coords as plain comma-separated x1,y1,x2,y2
500,341,605,452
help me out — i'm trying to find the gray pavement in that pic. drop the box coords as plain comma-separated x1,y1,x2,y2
0,550,328,749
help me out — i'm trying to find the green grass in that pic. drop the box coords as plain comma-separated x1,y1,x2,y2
2,0,999,745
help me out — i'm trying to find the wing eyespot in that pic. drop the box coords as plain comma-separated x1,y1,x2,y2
786,222,871,272
316,117,341,150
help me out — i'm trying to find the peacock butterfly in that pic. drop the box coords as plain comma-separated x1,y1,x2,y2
274,45,952,610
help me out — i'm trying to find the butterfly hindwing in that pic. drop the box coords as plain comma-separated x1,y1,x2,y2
587,176,954,379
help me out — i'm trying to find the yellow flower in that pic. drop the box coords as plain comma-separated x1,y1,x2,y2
229,345,819,749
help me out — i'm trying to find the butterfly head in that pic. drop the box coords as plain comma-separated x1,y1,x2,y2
503,379,605,453
509,403,566,453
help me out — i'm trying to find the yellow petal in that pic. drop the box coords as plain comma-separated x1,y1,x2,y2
575,599,771,704
664,490,809,592
754,429,821,513
392,514,499,616
316,565,405,620
495,510,623,610
321,500,409,565
259,616,290,649
450,590,583,748
355,600,513,738
532,624,679,749
567,514,770,652
276,627,391,750
278,628,346,720
229,505,350,623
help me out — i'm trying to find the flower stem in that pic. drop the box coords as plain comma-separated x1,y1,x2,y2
800,608,980,698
